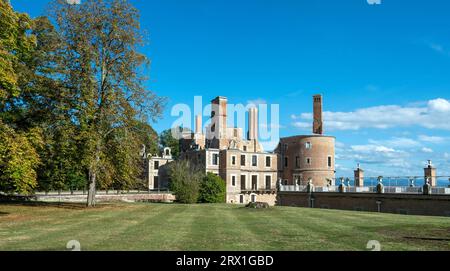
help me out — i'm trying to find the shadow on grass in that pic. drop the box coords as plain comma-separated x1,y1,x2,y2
0,201,102,210
0,211,9,216
404,236,450,242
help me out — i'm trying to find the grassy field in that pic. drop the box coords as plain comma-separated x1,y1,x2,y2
0,202,449,251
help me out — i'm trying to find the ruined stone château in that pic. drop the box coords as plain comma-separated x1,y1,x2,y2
147,94,336,205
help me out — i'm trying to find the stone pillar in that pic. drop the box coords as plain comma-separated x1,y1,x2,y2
424,160,437,187
306,179,315,194
423,178,432,195
338,177,345,193
376,177,384,194
354,164,364,187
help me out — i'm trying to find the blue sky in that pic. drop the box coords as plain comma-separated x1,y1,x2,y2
12,0,450,178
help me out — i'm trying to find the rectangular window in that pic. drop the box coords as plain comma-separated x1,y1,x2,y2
284,157,288,167
212,153,219,165
232,156,236,165
305,142,312,149
232,176,236,186
328,156,332,168
153,176,159,189
265,156,271,167
241,175,246,190
295,156,300,168
265,175,271,190
154,161,160,170
241,155,246,166
306,158,311,165
252,175,258,190
252,155,257,167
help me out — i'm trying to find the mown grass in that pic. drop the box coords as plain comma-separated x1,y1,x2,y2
0,202,449,251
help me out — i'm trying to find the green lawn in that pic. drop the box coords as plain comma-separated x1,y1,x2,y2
0,202,449,251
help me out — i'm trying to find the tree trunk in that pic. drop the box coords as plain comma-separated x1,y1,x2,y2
87,145,101,207
86,168,97,207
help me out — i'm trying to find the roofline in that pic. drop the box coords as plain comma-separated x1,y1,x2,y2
280,135,336,140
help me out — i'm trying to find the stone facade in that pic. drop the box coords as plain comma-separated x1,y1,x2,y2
147,147,173,190
150,94,335,206
275,135,335,187
180,96,278,205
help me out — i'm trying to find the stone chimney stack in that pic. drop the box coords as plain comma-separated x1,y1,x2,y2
424,160,437,187
354,163,364,187
211,96,228,138
313,94,323,135
195,115,202,135
208,96,228,149
248,107,258,141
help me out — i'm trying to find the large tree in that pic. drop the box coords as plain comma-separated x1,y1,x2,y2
0,0,43,195
49,0,165,206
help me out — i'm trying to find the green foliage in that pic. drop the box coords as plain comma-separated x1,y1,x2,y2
46,0,166,204
159,128,181,159
134,120,159,157
0,121,41,195
0,0,36,100
0,1,44,195
199,173,226,203
168,160,204,204
0,0,165,199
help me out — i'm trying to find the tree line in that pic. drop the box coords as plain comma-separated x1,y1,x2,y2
0,0,167,206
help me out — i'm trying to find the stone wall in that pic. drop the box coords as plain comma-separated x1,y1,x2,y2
1,193,176,204
277,192,450,217
227,192,277,206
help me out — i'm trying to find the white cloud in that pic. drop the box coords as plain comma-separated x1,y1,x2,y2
418,135,447,144
369,137,421,148
292,98,450,131
428,98,450,112
335,141,346,148
351,145,396,153
421,147,434,153
427,42,450,57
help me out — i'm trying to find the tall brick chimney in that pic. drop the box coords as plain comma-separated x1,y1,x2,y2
313,94,323,135
195,114,202,135
211,96,227,139
248,107,258,141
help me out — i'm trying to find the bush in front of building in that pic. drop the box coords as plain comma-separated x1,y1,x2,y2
198,173,226,203
168,160,203,204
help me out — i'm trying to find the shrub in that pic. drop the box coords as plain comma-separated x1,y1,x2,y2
168,160,203,204
199,173,226,203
